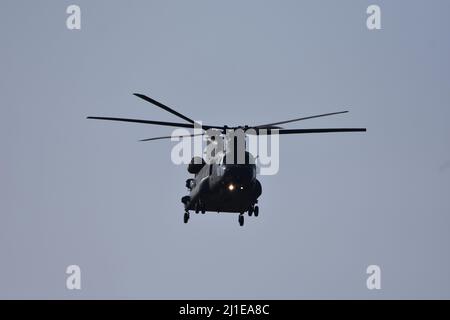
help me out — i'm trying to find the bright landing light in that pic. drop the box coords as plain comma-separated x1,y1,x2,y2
228,184,235,191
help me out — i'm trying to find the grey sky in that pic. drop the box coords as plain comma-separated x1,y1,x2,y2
1,0,449,299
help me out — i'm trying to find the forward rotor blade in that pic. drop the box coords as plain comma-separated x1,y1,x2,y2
249,125,284,130
255,111,349,128
139,133,205,142
87,116,222,130
251,128,366,135
140,128,366,140
133,93,195,124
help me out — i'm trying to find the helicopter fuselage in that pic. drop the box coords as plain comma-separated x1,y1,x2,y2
182,161,262,214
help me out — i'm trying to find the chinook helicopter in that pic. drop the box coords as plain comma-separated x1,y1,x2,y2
88,93,366,226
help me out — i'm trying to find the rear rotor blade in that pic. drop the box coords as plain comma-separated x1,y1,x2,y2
87,116,222,130
139,133,205,142
255,111,349,128
251,128,366,135
133,93,196,124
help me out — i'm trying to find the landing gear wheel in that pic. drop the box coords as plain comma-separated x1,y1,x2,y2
198,200,205,214
238,214,244,226
254,206,259,217
248,206,253,217
195,203,199,214
183,212,189,224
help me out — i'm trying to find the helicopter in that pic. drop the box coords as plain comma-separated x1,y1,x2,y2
88,93,366,226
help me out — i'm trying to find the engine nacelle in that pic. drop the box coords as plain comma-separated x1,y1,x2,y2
187,157,205,174
253,179,262,199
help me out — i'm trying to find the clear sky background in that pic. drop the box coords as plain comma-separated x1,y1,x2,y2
1,0,449,299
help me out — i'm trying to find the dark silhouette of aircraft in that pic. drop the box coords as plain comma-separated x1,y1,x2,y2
88,93,366,226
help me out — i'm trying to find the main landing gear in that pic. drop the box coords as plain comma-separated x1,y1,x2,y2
247,204,259,217
238,205,259,226
194,201,206,214
185,204,260,226
254,205,259,217
238,214,244,226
